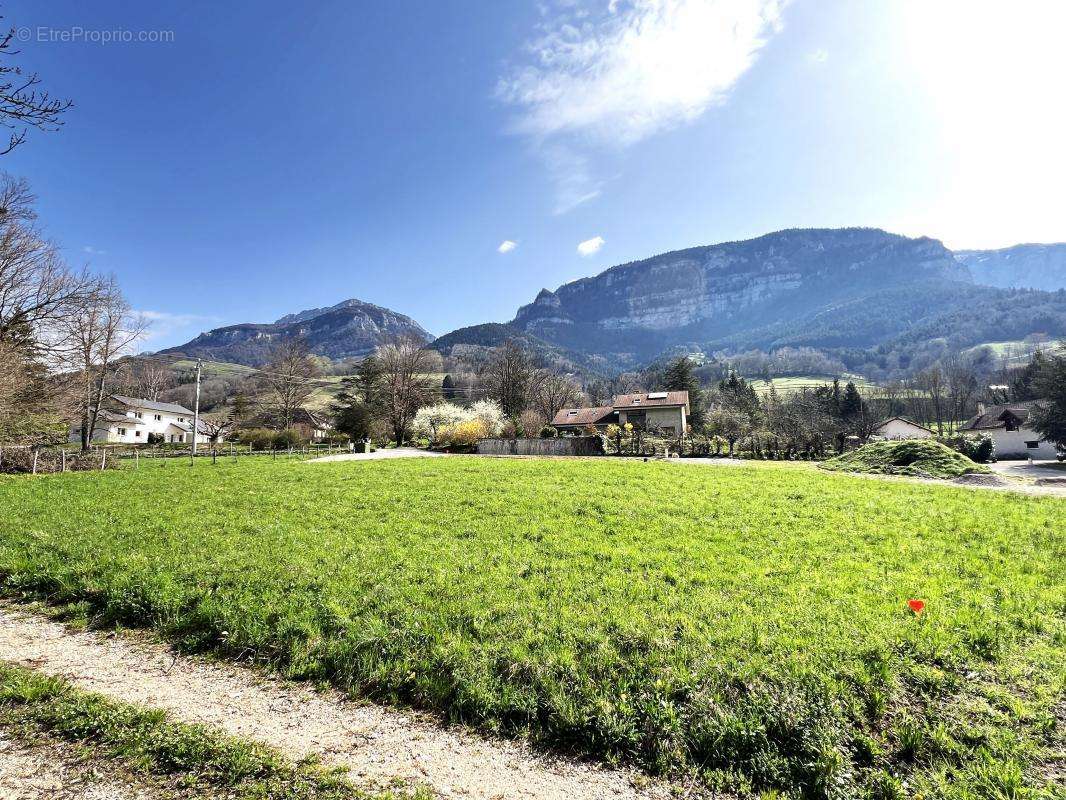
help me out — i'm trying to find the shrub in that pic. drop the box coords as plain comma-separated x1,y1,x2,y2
238,428,275,451
413,403,468,442
821,439,990,479
438,418,488,448
940,433,996,463
271,429,305,450
469,400,505,437
539,425,558,439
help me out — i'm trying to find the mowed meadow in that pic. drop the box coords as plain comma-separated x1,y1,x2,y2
0,457,1062,798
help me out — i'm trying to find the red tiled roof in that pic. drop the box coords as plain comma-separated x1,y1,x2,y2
551,406,616,427
611,391,689,410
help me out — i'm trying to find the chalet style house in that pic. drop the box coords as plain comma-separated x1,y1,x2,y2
553,391,691,437
70,395,212,445
959,400,1058,460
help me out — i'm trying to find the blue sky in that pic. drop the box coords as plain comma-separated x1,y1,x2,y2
5,1,1064,350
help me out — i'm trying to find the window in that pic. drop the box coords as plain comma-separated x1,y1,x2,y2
178,417,185,422
118,427,127,435
135,431,141,437
154,414,162,421
134,411,143,419
1026,441,1040,449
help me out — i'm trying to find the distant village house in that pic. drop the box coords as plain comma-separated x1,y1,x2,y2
959,400,1058,460
870,417,935,440
243,408,332,441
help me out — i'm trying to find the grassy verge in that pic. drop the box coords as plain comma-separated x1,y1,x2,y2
0,661,418,799
1,457,1063,798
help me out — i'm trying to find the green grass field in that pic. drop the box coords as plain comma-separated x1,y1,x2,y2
1,458,1062,798
748,374,882,397
167,359,259,379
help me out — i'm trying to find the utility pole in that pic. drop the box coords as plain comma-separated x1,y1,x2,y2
191,358,202,457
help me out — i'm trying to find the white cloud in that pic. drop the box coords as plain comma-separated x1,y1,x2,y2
82,245,107,255
577,235,605,256
807,48,828,64
497,239,518,253
498,0,785,213
500,0,785,144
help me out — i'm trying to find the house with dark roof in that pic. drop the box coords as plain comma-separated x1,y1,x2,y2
959,400,1058,459
552,391,690,436
242,408,333,441
69,395,211,445
552,405,616,434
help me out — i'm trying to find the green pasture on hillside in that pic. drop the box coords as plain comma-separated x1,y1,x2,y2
0,458,1062,798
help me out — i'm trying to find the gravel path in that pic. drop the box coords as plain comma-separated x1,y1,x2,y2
0,731,153,800
0,606,671,800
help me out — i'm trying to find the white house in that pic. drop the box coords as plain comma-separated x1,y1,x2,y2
959,400,1059,460
70,395,212,445
871,417,935,440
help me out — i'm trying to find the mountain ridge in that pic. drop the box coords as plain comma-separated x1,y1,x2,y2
160,298,432,366
161,228,1066,372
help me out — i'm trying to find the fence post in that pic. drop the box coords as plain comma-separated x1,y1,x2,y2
134,449,139,469
100,449,107,471
31,448,38,474
60,449,66,473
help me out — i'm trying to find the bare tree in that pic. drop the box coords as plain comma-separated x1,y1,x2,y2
198,413,232,444
916,367,947,435
258,338,319,428
376,336,435,445
135,358,174,400
63,278,149,450
480,341,535,422
533,370,582,422
0,177,96,356
0,22,73,154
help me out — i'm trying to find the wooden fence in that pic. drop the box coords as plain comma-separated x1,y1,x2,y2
0,441,352,474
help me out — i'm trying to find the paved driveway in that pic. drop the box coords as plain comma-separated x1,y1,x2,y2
986,459,1066,480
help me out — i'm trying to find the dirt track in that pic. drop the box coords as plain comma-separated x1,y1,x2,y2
0,605,671,800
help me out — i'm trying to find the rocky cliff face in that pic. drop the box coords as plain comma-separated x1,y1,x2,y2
160,299,432,366
955,243,1066,291
510,228,969,367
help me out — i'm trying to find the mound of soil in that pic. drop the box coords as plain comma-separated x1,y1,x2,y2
820,440,990,479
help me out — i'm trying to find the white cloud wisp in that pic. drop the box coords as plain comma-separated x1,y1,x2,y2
498,0,786,212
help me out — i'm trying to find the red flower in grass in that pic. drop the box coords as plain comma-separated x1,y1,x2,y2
907,599,925,615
